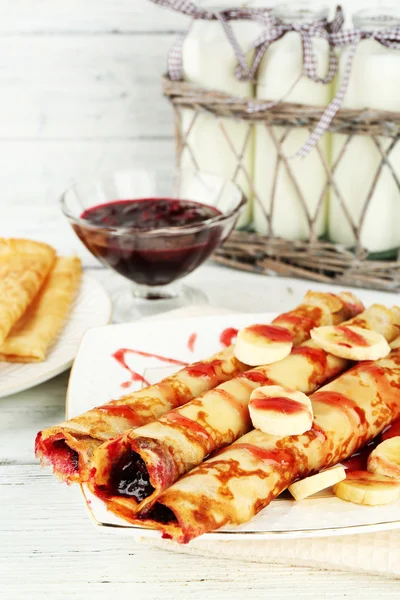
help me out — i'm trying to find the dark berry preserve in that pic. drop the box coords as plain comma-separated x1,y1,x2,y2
81,198,220,230
74,198,223,286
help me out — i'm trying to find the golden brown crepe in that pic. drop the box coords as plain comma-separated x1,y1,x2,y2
89,304,399,520
0,256,82,362
35,290,360,484
139,349,400,543
0,238,56,345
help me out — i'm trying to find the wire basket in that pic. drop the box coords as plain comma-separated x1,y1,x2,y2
163,75,400,291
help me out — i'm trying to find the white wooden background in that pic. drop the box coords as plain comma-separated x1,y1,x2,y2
0,0,392,262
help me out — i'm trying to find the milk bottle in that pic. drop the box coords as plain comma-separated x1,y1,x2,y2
181,1,262,227
329,8,400,256
253,2,331,240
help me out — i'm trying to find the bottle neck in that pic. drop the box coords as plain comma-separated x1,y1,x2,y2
273,1,328,25
353,7,400,31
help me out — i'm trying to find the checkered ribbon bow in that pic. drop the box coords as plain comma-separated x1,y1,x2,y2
237,7,343,84
295,25,400,157
149,1,274,81
239,11,343,144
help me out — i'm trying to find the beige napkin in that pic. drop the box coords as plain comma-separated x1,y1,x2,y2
138,305,400,578
138,531,400,579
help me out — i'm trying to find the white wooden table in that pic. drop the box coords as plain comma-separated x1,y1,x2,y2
2,264,400,600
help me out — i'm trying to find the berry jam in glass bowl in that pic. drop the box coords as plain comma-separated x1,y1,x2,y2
61,168,245,321
79,198,222,286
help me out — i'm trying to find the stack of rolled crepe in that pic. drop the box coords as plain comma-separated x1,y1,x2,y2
88,303,400,522
0,238,82,362
35,289,400,545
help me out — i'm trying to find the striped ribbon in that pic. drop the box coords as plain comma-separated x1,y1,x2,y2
150,1,274,81
240,17,340,122
296,25,400,157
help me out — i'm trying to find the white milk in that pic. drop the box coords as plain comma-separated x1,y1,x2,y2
253,2,331,240
329,9,400,255
181,1,262,227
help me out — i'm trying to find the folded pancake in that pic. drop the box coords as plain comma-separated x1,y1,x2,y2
0,238,56,345
0,256,82,362
35,290,357,483
90,303,396,519
140,348,400,543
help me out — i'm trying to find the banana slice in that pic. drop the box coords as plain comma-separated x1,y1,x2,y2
249,385,313,436
333,470,400,506
367,437,400,479
289,465,346,501
234,324,293,366
310,325,390,361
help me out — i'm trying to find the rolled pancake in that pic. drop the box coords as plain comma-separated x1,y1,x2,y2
0,256,82,362
35,290,358,483
140,348,400,543
90,304,396,519
0,238,55,345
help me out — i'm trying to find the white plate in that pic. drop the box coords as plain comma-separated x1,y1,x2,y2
0,274,112,398
67,310,400,541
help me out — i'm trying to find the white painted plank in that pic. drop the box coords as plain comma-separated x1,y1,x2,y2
0,35,176,139
0,139,174,259
2,465,400,600
0,2,393,142
0,0,188,33
0,0,392,33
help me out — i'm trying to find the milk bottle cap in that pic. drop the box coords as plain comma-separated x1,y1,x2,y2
353,7,400,31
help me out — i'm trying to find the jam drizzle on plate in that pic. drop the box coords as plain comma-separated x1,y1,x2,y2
219,327,238,347
112,348,188,389
187,333,197,353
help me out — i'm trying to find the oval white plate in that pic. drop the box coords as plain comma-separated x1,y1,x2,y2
0,274,112,398
66,306,400,541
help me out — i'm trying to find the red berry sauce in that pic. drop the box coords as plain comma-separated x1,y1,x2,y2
107,450,154,502
76,198,222,286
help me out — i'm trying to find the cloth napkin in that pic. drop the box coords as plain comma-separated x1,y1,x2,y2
138,305,400,579
138,531,400,579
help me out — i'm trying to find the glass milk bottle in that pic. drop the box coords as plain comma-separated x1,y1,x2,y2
253,2,331,240
181,1,262,227
329,8,400,256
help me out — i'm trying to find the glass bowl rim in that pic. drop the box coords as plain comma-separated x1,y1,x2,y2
59,168,246,237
